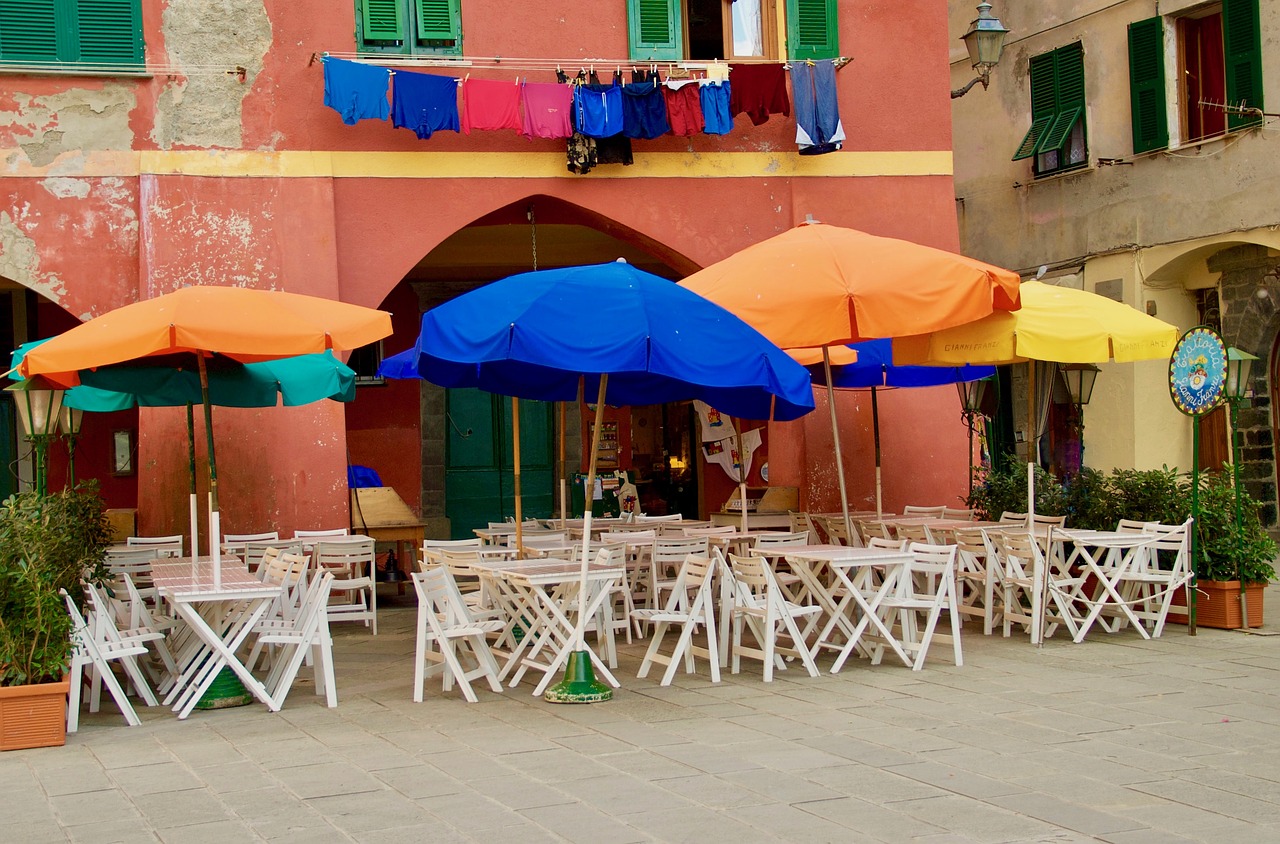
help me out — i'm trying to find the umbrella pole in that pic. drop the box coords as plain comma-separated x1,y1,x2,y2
198,356,221,589
558,401,568,529
512,397,524,554
187,404,199,566
1029,460,1044,647
871,386,883,520
823,348,856,547
546,375,612,704
734,421,748,533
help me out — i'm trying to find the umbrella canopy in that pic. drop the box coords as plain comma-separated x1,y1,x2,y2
679,223,1022,349
389,260,816,421
803,339,995,389
12,341,356,410
893,280,1179,365
19,286,391,387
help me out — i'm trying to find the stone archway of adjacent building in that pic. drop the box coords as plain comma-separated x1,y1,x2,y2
344,196,704,539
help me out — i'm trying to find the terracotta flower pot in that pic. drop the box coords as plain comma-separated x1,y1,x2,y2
0,679,70,751
1168,580,1266,630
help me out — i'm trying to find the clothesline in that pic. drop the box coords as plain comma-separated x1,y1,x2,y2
312,51,850,76
0,61,247,80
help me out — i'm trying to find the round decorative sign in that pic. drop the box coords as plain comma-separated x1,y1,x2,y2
1168,326,1228,416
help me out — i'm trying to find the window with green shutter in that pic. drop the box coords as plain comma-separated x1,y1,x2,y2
628,0,682,61
786,0,837,60
0,0,143,68
1127,17,1168,154
1222,0,1263,131
1012,42,1088,177
357,0,460,56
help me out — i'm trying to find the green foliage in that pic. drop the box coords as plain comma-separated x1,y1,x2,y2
1108,466,1187,524
0,484,112,686
1063,467,1114,530
1194,471,1278,584
966,458,1066,520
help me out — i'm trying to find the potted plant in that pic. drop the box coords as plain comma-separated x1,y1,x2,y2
1170,471,1277,629
0,484,111,750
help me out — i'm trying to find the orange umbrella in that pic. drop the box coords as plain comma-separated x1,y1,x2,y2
681,223,1020,540
20,286,392,582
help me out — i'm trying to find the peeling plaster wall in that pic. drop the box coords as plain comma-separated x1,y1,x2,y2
152,0,271,150
0,86,137,164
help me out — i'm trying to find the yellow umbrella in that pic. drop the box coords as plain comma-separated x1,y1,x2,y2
893,281,1178,365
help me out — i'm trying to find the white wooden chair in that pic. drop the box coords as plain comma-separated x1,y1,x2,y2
254,570,338,709
650,535,709,606
126,534,184,558
601,529,656,621
313,538,377,634
788,511,823,542
872,542,963,671
683,525,736,537
636,513,683,523
994,529,1082,641
727,553,820,682
1116,519,1158,534
867,536,907,551
953,527,1001,635
902,505,946,517
999,511,1028,525
630,554,721,686
1118,518,1194,638
224,531,279,557
63,588,157,731
243,539,303,572
104,547,161,605
411,567,506,703
1030,514,1067,551
420,537,483,571
942,507,976,520
892,521,931,544
88,578,178,689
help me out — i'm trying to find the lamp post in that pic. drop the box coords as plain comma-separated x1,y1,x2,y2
1225,347,1258,627
59,403,85,487
957,377,990,496
952,3,1010,98
1060,363,1100,466
4,378,65,497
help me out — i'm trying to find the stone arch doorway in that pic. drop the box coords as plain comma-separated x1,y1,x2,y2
343,196,702,540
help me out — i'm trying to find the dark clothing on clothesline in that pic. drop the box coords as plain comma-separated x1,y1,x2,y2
728,63,790,126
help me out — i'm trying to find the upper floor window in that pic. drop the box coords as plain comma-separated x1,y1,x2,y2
0,0,144,69
1127,0,1263,154
357,0,461,57
628,0,836,62
1013,42,1087,177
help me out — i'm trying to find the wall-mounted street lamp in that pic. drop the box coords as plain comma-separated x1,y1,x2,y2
1058,363,1100,466
957,376,991,496
952,3,1010,99
5,378,65,497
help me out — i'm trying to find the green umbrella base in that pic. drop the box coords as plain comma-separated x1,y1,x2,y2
544,650,613,704
194,666,253,710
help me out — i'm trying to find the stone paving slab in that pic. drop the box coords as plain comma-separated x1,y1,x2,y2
3,588,1277,842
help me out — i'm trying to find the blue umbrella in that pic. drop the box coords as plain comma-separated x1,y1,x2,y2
381,260,815,702
805,339,994,517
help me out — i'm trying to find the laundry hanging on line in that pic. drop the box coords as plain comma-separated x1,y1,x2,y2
790,59,845,155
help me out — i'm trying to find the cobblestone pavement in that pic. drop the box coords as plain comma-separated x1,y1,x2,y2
4,588,1278,843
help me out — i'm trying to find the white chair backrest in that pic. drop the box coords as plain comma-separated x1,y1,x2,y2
314,538,375,578
244,539,303,571
994,529,1040,578
414,566,475,627
902,505,946,517
295,528,349,540
683,525,736,536
867,536,907,551
105,547,158,582
999,511,1028,525
225,531,279,544
1116,519,1158,534
653,536,710,563
600,529,656,544
637,513,683,523
942,507,975,520
421,537,483,569
126,535,184,557
752,530,810,548
1149,519,1193,569
663,554,716,612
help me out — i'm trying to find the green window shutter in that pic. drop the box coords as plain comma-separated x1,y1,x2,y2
1012,53,1058,160
0,0,59,63
1036,42,1084,155
1128,17,1168,153
1222,0,1263,130
415,0,459,42
628,0,681,61
787,0,838,60
1012,115,1053,161
72,0,143,65
361,0,406,42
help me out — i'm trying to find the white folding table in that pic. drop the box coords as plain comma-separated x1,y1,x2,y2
1050,529,1159,642
152,558,282,719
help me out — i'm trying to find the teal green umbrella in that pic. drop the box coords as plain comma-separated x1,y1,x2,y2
8,340,356,553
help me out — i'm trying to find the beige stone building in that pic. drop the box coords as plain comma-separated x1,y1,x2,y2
948,0,1277,524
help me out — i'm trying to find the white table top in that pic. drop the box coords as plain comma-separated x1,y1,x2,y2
784,545,913,564
152,558,279,597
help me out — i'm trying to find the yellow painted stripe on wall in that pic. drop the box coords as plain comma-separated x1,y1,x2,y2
3,149,953,179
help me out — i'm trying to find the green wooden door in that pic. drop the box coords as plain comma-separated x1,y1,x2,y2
444,388,554,539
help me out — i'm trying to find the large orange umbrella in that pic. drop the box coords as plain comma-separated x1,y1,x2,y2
20,286,392,582
681,223,1020,540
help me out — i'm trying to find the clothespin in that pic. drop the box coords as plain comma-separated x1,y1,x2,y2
806,58,814,67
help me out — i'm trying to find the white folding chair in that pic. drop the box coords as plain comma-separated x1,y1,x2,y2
942,507,976,520
994,529,1082,641
314,538,377,634
601,529,656,623
126,534,184,557
104,547,161,605
727,553,820,681
636,513,683,523
411,568,505,703
902,505,946,517
224,531,279,557
1118,519,1193,638
631,554,720,686
999,511,1028,525
63,588,156,731
953,527,1001,635
650,536,709,606
243,539,303,572
683,525,736,537
869,542,963,671
892,521,932,544
420,538,483,571
255,571,338,709
88,578,179,689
